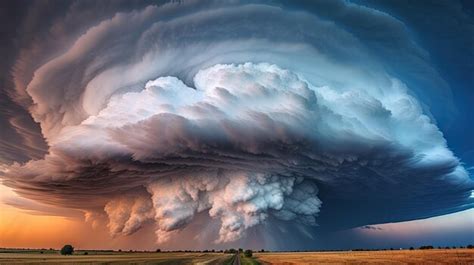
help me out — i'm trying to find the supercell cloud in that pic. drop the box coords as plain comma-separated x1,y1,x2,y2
1,0,473,248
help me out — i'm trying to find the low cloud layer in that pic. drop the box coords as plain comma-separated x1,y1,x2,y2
1,0,473,248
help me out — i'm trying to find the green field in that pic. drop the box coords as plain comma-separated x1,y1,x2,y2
239,253,260,265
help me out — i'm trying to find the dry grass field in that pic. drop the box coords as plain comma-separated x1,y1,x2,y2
255,249,474,264
2,249,474,264
0,252,233,264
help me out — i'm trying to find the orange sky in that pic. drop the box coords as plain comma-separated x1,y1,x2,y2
0,203,158,250
1,204,82,249
0,183,86,249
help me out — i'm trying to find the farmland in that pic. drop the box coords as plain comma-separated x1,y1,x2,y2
0,250,232,264
1,249,474,264
255,249,474,264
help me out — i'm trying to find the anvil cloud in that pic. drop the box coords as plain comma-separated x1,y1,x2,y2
1,0,473,248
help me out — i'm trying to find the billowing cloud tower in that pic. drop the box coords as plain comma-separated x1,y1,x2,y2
1,0,473,249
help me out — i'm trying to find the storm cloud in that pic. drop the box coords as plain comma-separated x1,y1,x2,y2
1,0,473,248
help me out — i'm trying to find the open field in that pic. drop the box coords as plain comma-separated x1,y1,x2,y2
1,249,474,264
0,252,233,264
255,249,474,264
239,253,260,265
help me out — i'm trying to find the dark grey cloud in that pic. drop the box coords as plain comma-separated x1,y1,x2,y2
360,225,382,230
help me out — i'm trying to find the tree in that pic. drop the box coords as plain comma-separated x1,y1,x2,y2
409,247,414,250
419,245,434,250
60,245,74,255
156,249,161,252
244,249,253,257
226,248,237,254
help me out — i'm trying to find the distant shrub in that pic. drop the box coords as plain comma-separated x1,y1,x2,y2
84,252,88,255
409,247,414,250
244,249,253,257
260,249,265,253
60,245,74,255
225,248,237,254
419,246,434,250
467,245,473,249
156,249,161,252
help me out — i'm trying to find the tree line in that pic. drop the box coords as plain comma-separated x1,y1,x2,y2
40,244,474,255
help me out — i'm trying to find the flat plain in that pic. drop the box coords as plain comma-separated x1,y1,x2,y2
0,251,233,264
2,249,474,264
255,249,474,264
